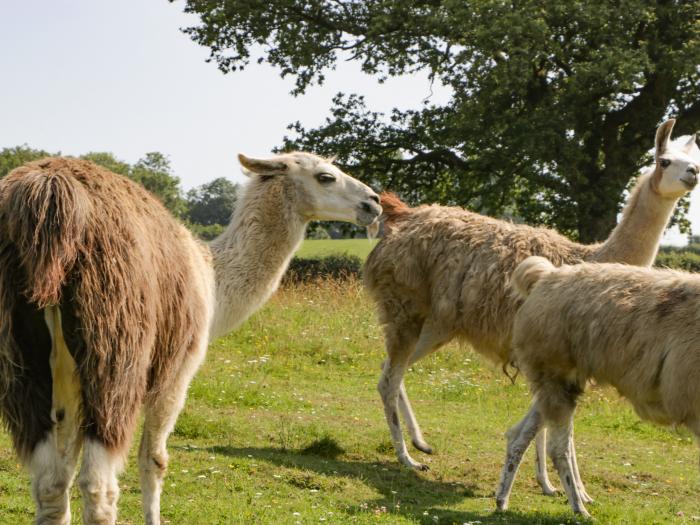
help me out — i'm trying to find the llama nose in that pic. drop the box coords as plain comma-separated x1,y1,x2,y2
689,165,699,176
361,198,381,216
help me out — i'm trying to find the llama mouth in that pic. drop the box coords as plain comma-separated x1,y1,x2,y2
356,213,380,227
681,176,698,189
357,202,382,226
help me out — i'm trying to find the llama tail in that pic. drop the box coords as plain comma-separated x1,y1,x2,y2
512,256,555,299
1,162,92,307
380,192,411,229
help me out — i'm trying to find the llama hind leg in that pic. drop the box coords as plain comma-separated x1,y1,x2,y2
535,428,559,496
569,432,593,503
139,340,208,525
495,404,542,511
378,323,424,470
547,419,590,517
398,319,452,455
29,436,81,525
78,439,125,525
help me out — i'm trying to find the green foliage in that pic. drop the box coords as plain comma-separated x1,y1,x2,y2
131,152,188,218
186,222,225,241
179,0,700,242
306,222,331,240
284,254,362,283
0,145,54,178
80,151,131,176
655,249,700,272
186,177,238,226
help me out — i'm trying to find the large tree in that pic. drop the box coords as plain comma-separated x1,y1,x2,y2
176,0,700,241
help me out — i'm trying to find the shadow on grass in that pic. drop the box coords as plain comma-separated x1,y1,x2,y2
179,439,587,525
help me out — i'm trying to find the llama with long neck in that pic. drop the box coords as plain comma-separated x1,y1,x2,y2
364,119,698,499
0,152,380,525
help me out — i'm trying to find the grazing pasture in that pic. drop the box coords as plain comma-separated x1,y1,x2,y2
1,275,699,524
295,239,379,260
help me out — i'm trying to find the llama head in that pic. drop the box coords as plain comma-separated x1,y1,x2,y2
652,119,699,198
238,152,381,226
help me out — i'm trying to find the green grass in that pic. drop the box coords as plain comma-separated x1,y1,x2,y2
296,239,378,260
2,279,699,524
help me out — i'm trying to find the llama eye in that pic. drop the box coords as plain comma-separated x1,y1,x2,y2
315,173,336,184
660,158,671,168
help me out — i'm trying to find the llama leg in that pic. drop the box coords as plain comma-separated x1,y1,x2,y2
378,324,425,470
547,419,590,517
139,340,207,525
495,405,543,511
78,439,125,525
29,435,81,525
399,319,452,454
398,382,432,453
569,432,593,503
535,428,559,496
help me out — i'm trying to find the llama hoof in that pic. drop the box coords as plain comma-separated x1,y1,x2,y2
495,498,508,512
574,506,591,519
540,485,560,497
411,439,434,454
399,454,429,471
581,493,594,504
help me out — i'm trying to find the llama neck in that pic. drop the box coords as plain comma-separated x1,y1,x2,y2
208,177,307,339
592,172,678,266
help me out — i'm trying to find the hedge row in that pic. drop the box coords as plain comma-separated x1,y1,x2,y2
284,254,363,284
278,247,700,285
655,250,700,272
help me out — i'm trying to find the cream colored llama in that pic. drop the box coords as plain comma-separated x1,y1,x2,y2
364,119,698,497
497,253,700,517
0,152,380,525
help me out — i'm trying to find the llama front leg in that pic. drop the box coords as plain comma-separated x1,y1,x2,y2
534,428,559,496
29,436,81,525
495,405,543,511
78,439,125,525
547,419,590,517
140,340,208,525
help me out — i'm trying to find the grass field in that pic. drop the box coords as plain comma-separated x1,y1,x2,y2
1,278,700,524
295,239,378,260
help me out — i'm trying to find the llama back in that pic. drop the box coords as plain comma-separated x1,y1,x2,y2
0,158,212,456
365,199,593,359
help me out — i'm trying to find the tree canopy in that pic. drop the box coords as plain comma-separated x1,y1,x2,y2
177,0,700,241
186,177,239,226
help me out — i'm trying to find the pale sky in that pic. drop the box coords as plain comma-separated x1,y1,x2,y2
0,0,695,244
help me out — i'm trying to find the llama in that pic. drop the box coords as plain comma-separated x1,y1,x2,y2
0,152,380,525
496,253,700,517
364,119,698,496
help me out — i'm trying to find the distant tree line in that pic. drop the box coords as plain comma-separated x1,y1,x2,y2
0,145,238,241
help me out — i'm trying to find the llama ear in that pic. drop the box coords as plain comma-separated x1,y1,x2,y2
238,154,288,177
683,133,698,154
655,119,676,159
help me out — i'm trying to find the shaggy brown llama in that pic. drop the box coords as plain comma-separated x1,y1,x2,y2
0,153,380,525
